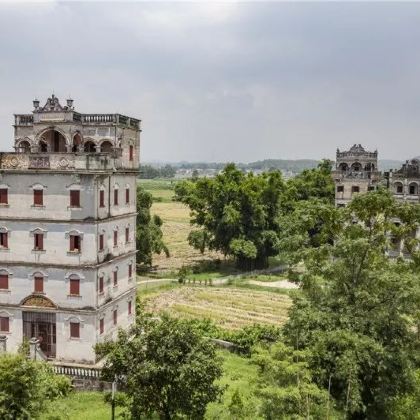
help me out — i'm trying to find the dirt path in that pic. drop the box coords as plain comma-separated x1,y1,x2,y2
248,279,299,289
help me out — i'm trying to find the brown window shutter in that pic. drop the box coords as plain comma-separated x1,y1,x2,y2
99,190,105,207
34,276,43,293
0,274,8,290
100,318,104,334
99,234,104,251
113,310,117,325
129,263,132,278
0,317,9,332
70,190,80,207
99,276,104,293
70,278,80,295
70,235,75,251
128,301,132,315
113,271,117,286
70,322,80,338
129,145,134,161
125,227,129,243
34,190,43,206
0,189,8,204
1,233,8,248
114,231,118,247
125,188,129,204
114,189,118,206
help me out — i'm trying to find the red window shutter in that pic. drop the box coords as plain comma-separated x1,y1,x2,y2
70,278,80,295
114,231,118,247
0,274,8,290
1,233,8,248
0,317,9,332
34,233,43,250
34,276,43,293
114,189,118,206
128,263,132,278
125,227,129,243
70,190,80,207
70,322,80,338
113,310,117,325
128,301,132,315
69,235,75,251
99,276,104,293
99,190,105,208
33,190,43,206
0,189,8,204
99,234,104,251
113,271,117,286
125,188,129,204
129,145,134,161
100,318,104,334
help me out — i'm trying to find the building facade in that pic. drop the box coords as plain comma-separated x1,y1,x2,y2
0,95,139,364
332,144,381,207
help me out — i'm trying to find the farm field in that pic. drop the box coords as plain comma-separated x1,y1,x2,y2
142,285,292,330
138,179,224,274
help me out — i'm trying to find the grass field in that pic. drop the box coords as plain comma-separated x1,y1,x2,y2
142,285,292,330
42,350,261,420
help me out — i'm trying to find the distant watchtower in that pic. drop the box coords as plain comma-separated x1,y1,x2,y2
332,144,380,206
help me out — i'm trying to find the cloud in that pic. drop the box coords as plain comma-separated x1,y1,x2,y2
0,2,420,162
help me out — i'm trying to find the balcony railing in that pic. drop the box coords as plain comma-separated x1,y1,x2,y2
14,114,34,126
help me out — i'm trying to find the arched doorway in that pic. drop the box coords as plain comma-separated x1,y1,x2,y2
39,129,67,152
17,140,31,153
100,140,113,153
72,133,82,152
84,141,96,152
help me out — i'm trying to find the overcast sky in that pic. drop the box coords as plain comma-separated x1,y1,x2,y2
1,2,420,162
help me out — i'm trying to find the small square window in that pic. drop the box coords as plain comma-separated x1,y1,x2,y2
337,186,344,193
0,189,8,205
34,276,44,293
70,190,80,207
69,235,81,252
0,274,8,290
352,186,360,193
0,232,8,249
70,322,80,338
33,189,43,206
0,316,9,332
99,190,105,208
70,278,80,296
114,189,119,206
34,233,44,250
99,276,104,294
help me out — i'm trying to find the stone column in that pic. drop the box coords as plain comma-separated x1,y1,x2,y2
29,338,40,360
0,335,7,353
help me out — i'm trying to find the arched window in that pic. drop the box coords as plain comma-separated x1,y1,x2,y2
100,141,113,153
338,162,348,171
72,133,82,152
351,162,362,171
394,182,403,194
84,140,96,153
18,140,31,153
409,182,418,195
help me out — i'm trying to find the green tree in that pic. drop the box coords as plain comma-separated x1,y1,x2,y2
97,315,224,420
136,185,169,268
252,342,333,419
175,164,285,270
0,354,71,419
283,190,420,418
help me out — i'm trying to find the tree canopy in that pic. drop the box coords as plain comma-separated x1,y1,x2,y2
97,315,224,420
136,185,169,268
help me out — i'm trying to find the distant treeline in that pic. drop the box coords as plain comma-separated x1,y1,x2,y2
140,159,404,178
139,164,176,179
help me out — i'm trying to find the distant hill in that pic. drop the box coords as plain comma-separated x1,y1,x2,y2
143,159,405,174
